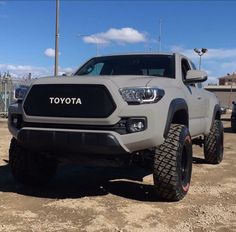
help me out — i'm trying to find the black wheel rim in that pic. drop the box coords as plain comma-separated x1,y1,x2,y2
218,129,224,161
181,139,192,191
181,145,188,185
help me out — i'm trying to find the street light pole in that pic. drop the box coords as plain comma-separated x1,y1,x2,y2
194,48,208,70
54,0,59,77
199,55,202,70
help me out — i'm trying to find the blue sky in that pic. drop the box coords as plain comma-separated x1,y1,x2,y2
0,0,236,83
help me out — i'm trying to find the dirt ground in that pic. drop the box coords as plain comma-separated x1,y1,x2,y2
0,116,235,232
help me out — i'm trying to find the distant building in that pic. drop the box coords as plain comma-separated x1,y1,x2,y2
204,85,236,108
204,73,236,108
218,73,236,86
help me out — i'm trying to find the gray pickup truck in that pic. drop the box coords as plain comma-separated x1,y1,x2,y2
8,53,224,201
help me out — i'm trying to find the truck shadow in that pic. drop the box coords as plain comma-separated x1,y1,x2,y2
192,157,206,164
0,157,212,202
0,162,160,202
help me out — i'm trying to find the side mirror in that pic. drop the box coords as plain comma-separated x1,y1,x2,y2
184,70,208,84
233,101,235,105
62,72,72,77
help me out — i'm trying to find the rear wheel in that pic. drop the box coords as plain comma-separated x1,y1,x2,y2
9,138,58,186
231,118,236,133
204,120,224,164
153,124,192,201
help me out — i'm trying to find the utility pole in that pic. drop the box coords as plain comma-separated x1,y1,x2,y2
54,0,59,77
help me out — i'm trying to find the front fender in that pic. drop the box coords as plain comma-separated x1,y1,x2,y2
163,98,189,138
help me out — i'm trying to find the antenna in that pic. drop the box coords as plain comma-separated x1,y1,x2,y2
54,0,59,77
158,18,162,52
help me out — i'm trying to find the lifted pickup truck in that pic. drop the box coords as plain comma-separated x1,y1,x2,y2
8,53,224,201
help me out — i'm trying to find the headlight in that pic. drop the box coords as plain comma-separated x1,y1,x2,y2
119,87,165,104
15,86,29,101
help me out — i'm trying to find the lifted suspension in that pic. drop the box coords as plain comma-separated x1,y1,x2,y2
192,136,204,147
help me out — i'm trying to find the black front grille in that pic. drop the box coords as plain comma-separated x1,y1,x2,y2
23,84,116,118
21,118,128,134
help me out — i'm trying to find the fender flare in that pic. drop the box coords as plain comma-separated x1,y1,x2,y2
163,98,189,138
210,104,221,128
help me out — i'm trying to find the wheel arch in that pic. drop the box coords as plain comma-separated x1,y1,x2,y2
163,98,189,138
211,104,221,128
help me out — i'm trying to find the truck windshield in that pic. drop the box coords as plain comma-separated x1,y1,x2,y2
74,54,175,78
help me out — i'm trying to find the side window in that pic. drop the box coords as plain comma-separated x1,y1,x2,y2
189,60,203,88
76,62,105,76
89,63,104,75
182,59,196,87
190,61,197,70
181,59,191,80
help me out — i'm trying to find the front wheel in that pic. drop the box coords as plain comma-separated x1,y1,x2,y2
204,120,224,164
9,138,58,186
153,124,192,201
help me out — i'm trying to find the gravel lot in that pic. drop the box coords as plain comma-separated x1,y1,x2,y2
0,116,236,232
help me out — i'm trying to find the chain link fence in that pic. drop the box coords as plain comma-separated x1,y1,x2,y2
0,74,30,117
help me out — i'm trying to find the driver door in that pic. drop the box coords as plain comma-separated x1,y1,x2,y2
182,59,207,136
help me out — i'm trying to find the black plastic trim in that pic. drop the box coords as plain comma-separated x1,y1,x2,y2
17,129,128,155
163,99,189,138
21,120,128,135
211,104,221,129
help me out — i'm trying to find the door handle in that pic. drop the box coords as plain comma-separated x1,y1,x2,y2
197,96,202,100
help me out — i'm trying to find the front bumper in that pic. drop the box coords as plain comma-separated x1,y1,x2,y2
17,128,128,155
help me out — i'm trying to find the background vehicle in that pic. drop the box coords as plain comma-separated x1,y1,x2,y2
231,101,236,132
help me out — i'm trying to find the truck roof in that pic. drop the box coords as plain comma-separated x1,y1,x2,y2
94,52,175,58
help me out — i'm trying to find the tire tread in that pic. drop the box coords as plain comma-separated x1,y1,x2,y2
153,124,191,201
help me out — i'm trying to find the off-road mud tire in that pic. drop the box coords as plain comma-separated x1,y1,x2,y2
153,124,192,201
204,120,224,164
9,138,58,186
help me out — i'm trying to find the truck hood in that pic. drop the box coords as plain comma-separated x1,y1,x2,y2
31,75,175,89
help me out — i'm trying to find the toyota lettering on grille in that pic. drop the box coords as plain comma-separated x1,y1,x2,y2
49,97,82,105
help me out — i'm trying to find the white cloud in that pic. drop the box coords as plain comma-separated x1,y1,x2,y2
83,36,108,45
0,63,75,78
58,66,75,76
82,27,147,45
170,45,185,53
171,46,236,60
0,63,50,77
44,48,61,58
203,48,236,60
220,60,236,70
